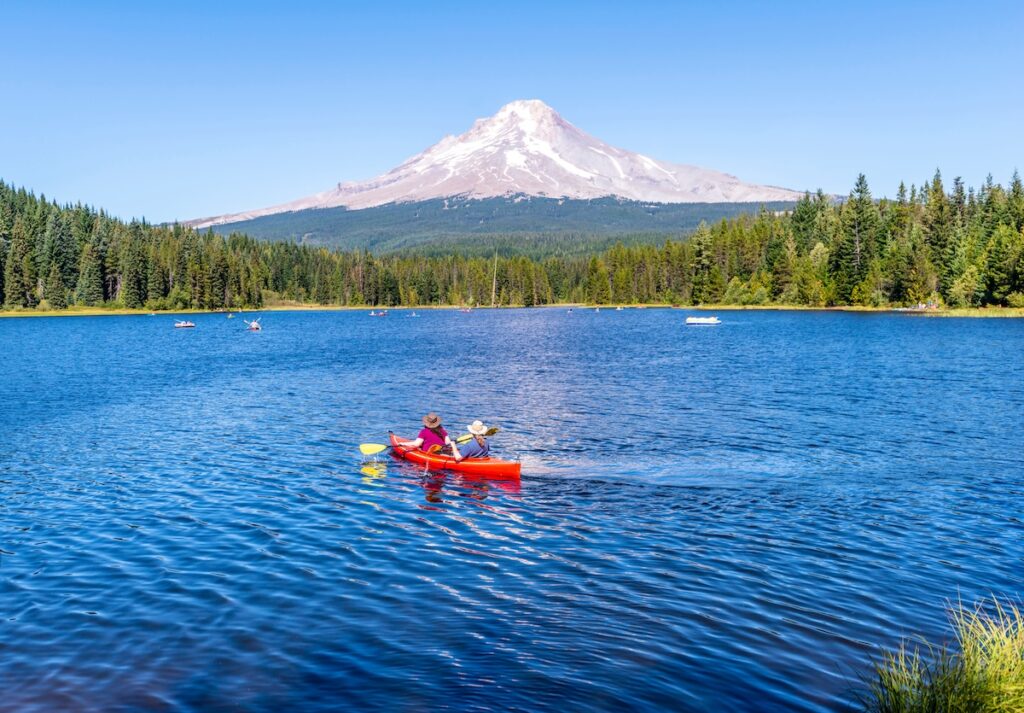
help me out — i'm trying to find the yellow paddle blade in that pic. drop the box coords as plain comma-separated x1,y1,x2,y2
359,443,387,456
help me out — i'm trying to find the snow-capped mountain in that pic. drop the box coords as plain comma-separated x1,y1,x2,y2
189,100,804,228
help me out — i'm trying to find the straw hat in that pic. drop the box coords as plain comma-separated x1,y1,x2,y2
422,412,442,428
467,420,488,436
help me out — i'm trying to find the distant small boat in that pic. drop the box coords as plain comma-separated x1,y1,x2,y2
594,307,600,313
227,313,235,319
616,306,623,311
244,318,262,332
175,320,195,328
686,316,721,326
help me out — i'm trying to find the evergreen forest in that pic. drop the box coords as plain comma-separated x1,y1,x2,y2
2,172,1023,311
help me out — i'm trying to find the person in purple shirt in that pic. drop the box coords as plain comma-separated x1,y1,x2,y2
395,412,461,458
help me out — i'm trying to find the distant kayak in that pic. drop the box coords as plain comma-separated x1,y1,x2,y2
389,433,520,478
174,321,195,328
686,316,721,326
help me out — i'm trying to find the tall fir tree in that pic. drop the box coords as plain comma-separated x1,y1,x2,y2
923,170,954,295
833,175,880,303
43,212,78,291
789,193,818,254
585,257,612,304
690,222,715,304
983,225,1014,304
4,216,36,307
75,243,105,306
120,227,148,308
45,262,67,309
1008,170,1024,232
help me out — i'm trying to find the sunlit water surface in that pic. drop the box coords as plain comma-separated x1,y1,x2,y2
2,308,1023,712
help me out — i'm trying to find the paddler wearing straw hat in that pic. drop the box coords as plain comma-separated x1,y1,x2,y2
394,412,462,459
454,420,491,460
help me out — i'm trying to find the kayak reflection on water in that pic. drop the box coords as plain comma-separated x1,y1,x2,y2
421,472,519,503
358,462,519,502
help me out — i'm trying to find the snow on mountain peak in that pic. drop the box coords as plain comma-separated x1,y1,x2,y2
189,100,806,228
496,98,557,118
492,99,562,129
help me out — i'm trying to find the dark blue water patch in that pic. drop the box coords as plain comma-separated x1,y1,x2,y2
1,308,1023,712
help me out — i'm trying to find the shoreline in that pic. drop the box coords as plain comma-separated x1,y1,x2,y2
2,303,1022,319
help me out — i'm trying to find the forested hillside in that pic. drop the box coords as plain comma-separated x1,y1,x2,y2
203,195,793,254
2,172,1023,310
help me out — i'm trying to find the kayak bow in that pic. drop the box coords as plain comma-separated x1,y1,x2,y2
389,433,521,478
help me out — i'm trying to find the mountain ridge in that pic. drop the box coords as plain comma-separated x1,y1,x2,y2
188,100,805,229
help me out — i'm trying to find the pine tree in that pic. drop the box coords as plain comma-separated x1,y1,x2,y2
0,235,6,302
45,263,67,309
0,198,11,301
833,175,880,303
379,269,400,306
983,225,1016,305
923,170,955,296
585,257,611,304
832,200,858,303
120,228,148,308
90,219,113,301
771,234,796,301
76,243,105,306
147,256,166,305
1008,170,1024,232
948,264,984,307
789,193,818,254
611,266,631,303
4,217,36,307
690,222,715,304
951,176,967,228
44,212,77,291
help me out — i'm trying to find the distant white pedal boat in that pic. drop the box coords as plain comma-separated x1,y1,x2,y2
686,316,721,326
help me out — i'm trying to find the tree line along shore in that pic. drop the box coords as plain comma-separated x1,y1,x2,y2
1,172,1023,313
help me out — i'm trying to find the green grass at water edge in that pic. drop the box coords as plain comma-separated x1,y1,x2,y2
860,598,1024,713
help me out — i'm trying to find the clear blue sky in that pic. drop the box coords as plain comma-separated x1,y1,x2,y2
3,0,1021,222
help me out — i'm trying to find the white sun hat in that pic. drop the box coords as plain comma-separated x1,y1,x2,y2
467,420,488,436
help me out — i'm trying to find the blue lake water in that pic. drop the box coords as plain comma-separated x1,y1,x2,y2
2,308,1023,712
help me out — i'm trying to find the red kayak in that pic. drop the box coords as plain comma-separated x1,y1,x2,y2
389,433,521,478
